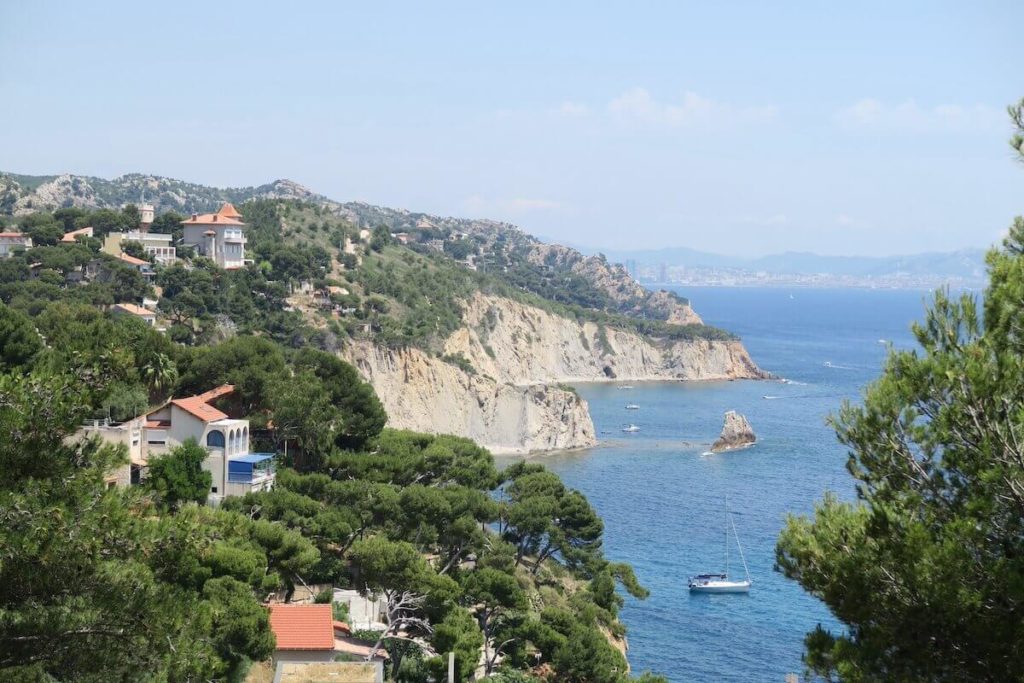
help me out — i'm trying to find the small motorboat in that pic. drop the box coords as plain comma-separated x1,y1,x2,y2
617,385,635,390
625,404,640,410
621,424,640,433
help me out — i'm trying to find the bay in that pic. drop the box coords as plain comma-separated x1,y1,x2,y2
499,287,936,681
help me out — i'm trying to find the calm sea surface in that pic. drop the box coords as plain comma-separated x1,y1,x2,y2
499,287,938,682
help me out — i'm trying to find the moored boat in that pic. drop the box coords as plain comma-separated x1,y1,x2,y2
688,499,751,594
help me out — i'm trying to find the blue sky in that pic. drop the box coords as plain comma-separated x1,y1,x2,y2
1,1,1021,256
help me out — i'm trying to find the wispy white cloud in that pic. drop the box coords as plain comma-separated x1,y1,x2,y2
607,88,779,127
462,195,563,214
836,214,857,227
835,98,1002,133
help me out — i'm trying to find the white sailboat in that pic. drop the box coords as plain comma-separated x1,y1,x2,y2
688,501,751,594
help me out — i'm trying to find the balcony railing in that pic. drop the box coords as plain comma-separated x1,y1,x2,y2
227,467,275,484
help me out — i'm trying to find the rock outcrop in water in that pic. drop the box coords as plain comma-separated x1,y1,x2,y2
347,294,768,454
711,411,757,452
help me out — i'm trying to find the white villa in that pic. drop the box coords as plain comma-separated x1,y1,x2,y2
181,202,248,269
102,203,176,264
80,384,275,503
0,231,33,257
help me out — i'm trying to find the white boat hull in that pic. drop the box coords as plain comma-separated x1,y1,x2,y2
688,580,750,594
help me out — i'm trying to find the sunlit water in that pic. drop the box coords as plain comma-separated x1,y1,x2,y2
498,287,938,681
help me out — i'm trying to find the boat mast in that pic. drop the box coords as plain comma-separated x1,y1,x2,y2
731,514,751,582
724,497,730,577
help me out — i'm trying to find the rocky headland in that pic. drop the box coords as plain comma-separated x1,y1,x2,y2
350,294,768,454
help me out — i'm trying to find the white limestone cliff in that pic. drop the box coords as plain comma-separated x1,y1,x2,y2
345,294,767,454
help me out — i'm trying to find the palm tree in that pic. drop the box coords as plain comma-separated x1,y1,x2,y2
142,352,178,402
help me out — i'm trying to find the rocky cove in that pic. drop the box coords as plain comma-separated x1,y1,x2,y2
345,294,769,454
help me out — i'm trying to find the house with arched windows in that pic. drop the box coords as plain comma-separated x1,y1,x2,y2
144,384,275,503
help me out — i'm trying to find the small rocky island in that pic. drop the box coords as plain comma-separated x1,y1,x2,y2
711,410,757,452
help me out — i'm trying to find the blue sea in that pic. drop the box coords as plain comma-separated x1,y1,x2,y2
500,287,939,682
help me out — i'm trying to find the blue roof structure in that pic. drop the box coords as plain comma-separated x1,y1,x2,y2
230,453,275,464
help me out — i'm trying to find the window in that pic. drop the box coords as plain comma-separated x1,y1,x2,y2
211,486,218,493
207,430,225,448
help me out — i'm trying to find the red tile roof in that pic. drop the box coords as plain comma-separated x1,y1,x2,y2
219,202,242,219
113,303,155,318
181,202,246,227
118,252,149,266
61,226,94,242
269,604,335,651
0,232,28,238
169,384,234,422
197,385,234,402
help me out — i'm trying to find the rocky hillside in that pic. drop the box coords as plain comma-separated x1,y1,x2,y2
343,293,764,454
0,172,320,216
3,171,770,453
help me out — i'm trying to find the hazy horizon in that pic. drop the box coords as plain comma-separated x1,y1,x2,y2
2,1,1021,258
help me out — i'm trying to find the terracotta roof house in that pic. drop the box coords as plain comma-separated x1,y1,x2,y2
181,202,248,269
268,604,336,664
115,252,155,278
111,302,157,326
76,384,274,502
61,226,94,242
145,384,274,504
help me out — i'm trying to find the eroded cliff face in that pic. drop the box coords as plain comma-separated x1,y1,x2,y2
344,341,596,455
445,294,766,384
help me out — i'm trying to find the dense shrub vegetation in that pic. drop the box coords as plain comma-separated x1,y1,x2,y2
0,202,669,681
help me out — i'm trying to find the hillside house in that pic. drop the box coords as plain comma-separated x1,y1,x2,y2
61,226,94,242
268,604,337,665
145,384,274,503
100,202,176,263
104,230,176,264
181,202,248,269
111,302,157,326
79,416,148,489
0,231,32,257
117,252,155,278
77,384,275,503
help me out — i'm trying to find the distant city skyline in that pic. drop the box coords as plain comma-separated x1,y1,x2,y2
2,1,1021,257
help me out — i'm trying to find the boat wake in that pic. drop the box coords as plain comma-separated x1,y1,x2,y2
823,361,855,370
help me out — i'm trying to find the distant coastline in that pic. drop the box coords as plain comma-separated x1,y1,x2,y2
643,276,983,291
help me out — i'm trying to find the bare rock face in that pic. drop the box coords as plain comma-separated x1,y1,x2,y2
711,411,756,452
343,341,596,455
345,295,768,455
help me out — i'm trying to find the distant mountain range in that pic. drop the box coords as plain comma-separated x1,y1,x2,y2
1,170,990,288
573,244,990,287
